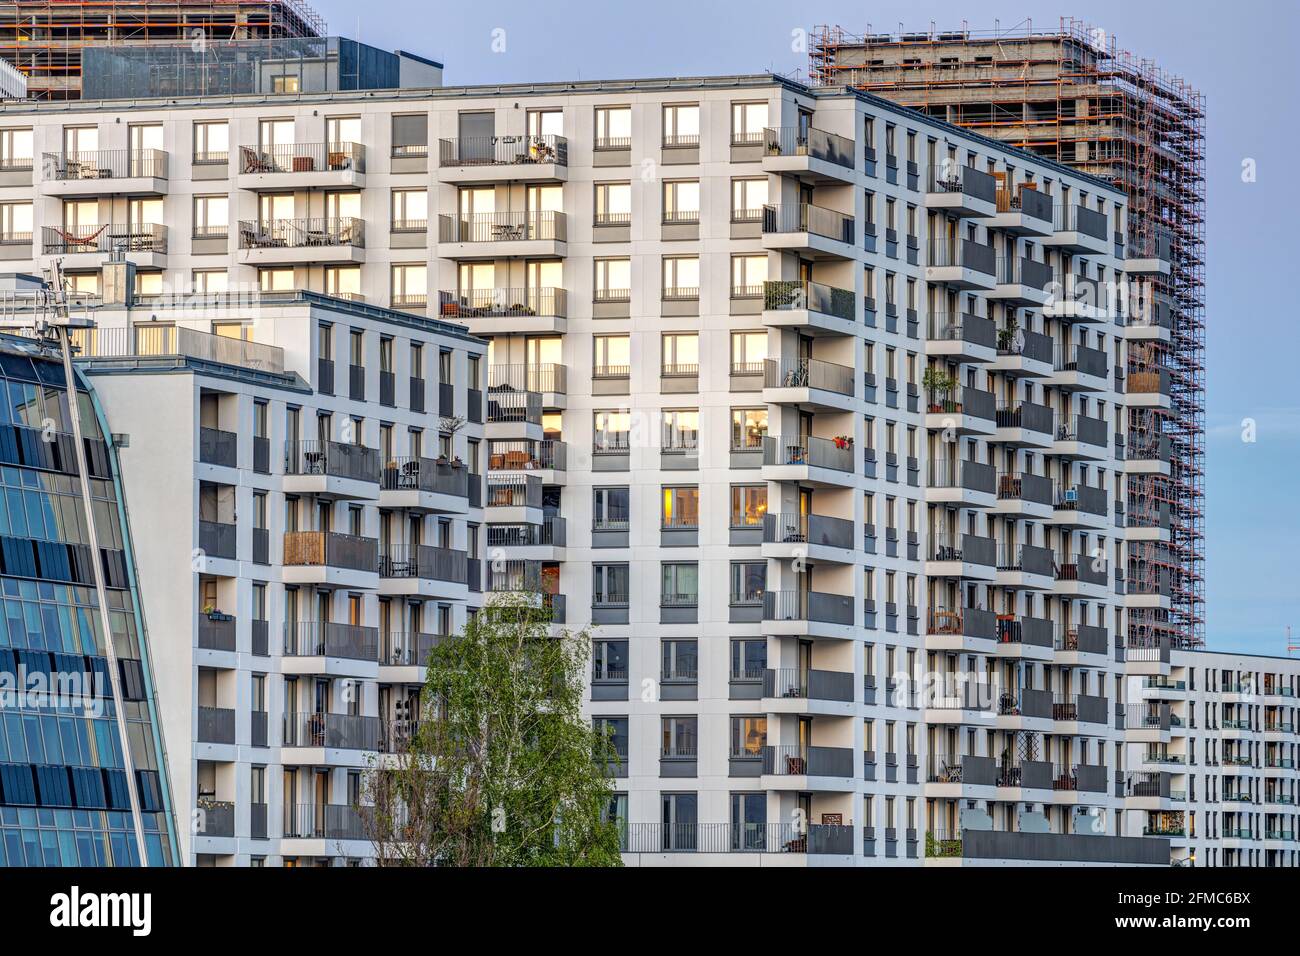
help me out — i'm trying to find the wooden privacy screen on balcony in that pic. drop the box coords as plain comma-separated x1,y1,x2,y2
283,531,325,566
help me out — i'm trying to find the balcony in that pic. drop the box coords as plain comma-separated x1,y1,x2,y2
924,163,997,218
927,532,997,581
762,745,855,787
282,803,368,844
992,326,1054,378
197,612,236,654
762,356,857,412
198,519,236,561
194,800,234,841
761,203,855,259
282,712,381,758
926,606,997,652
437,211,567,259
762,279,857,335
989,255,1052,306
1052,693,1110,732
486,516,567,561
1052,343,1109,392
762,589,856,638
236,142,366,189
284,440,380,498
982,183,1054,236
490,362,567,409
437,134,568,182
487,439,566,484
486,473,543,521
486,388,543,444
924,383,996,435
994,543,1055,589
41,149,168,196
282,531,379,588
992,400,1054,448
1054,553,1110,597
995,615,1056,660
196,705,236,746
1049,483,1108,530
74,323,284,375
621,822,854,856
283,621,380,677
926,457,995,508
994,471,1054,518
379,457,469,513
1043,273,1111,324
41,223,167,268
1054,622,1109,661
761,512,856,563
237,217,365,265
925,829,1168,866
925,237,996,289
1124,232,1173,276
761,435,857,488
1043,203,1110,255
379,631,443,673
198,426,237,469
762,668,856,709
925,312,996,364
761,125,855,183
435,287,567,336
1127,365,1173,410
1053,414,1108,460
379,544,468,599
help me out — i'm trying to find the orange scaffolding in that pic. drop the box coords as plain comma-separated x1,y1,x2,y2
812,18,1205,649
0,0,326,98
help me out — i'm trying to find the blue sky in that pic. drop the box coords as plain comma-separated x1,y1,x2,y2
318,0,1300,655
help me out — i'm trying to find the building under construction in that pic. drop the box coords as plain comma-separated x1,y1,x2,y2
0,0,325,98
810,18,1206,652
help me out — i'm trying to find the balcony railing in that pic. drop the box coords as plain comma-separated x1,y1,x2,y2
925,384,995,420
488,439,566,472
489,362,567,395
197,612,236,652
282,803,368,841
927,312,995,349
237,217,364,249
927,238,996,274
762,512,855,551
928,457,995,494
994,400,1054,434
762,125,854,166
42,223,167,255
996,471,1054,506
197,706,235,745
926,163,997,202
762,203,854,244
43,148,168,180
1055,413,1107,446
438,211,566,243
764,357,855,396
72,324,284,373
621,822,855,854
238,142,365,174
762,589,854,626
486,474,543,509
763,278,855,321
761,435,854,473
376,543,465,584
380,631,443,667
485,388,542,425
1054,203,1108,241
762,744,854,777
486,516,567,549
437,287,567,319
763,668,855,702
438,134,568,167
285,440,380,483
927,606,996,641
380,456,468,497
282,531,378,574
283,621,380,661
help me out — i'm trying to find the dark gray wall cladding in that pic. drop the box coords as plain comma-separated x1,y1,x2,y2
962,829,1169,865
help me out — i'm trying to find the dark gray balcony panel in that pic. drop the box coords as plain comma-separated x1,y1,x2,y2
660,528,698,548
197,802,234,838
729,603,763,624
927,312,995,348
1077,764,1108,793
284,622,379,661
1021,616,1055,649
592,451,630,472
961,533,997,567
592,606,629,625
961,829,1167,865
659,758,697,779
1019,543,1055,577
660,680,697,702
762,745,853,777
1019,688,1054,720
763,589,854,626
1076,484,1108,516
660,604,697,625
283,712,381,751
1073,624,1108,655
1071,205,1109,241
1070,344,1108,378
729,526,763,546
962,755,997,787
1011,472,1054,506
285,440,380,483
729,676,763,699
1019,257,1052,290
199,426,237,468
591,680,628,702
591,528,629,549
1020,188,1053,222
929,237,995,274
199,520,236,560
763,668,854,703
762,512,854,550
1022,760,1053,790
729,757,762,777
197,706,235,745
995,400,1054,434
1077,694,1109,726
198,614,236,652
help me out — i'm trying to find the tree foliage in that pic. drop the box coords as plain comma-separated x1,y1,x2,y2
361,593,623,866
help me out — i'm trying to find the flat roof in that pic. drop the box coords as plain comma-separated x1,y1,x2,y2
0,71,1123,196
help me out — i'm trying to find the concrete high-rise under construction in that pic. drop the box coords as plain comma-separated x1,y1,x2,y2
809,18,1206,657
0,0,325,99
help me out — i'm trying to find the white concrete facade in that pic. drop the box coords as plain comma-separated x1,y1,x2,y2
0,71,1280,867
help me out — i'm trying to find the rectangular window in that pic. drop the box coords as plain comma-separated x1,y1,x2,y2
593,486,630,530
593,334,630,375
595,106,632,149
662,180,700,223
660,332,698,374
391,189,428,230
0,202,32,243
661,563,698,607
0,128,33,170
731,177,768,221
731,101,768,144
730,407,767,449
594,258,631,301
593,410,630,454
730,561,766,604
662,104,700,146
731,638,766,679
593,564,630,605
730,254,767,296
730,717,767,756
661,486,699,528
192,195,229,237
391,263,427,305
592,639,629,681
661,409,698,451
662,639,698,681
391,114,429,157
193,121,228,164
730,485,767,527
661,256,699,299
730,331,767,374
594,182,631,224
661,716,698,757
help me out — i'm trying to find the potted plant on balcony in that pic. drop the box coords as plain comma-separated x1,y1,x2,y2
997,318,1019,352
922,366,958,413
202,604,232,622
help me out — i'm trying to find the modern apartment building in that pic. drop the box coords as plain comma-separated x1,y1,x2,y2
0,326,178,866
0,55,1282,869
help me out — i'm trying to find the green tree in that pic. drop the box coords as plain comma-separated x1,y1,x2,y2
361,593,624,866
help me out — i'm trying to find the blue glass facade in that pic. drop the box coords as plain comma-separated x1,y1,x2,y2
0,339,176,866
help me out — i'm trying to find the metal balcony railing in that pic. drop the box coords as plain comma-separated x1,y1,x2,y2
282,803,368,840
282,531,378,574
762,125,854,166
761,512,855,550
45,148,168,180
762,744,854,777
926,162,997,202
283,621,380,661
487,439,566,472
285,440,380,483
1053,203,1108,240
761,435,854,473
379,544,468,584
761,203,854,244
763,357,855,396
438,211,566,243
380,456,469,497
762,668,855,702
238,142,365,174
928,457,995,494
489,362,567,395
927,312,995,349
485,389,542,425
237,217,364,249
380,631,443,667
995,471,1054,506
437,287,567,319
72,324,283,372
925,384,995,420
486,474,543,509
762,278,855,320
42,223,166,255
762,589,854,626
927,606,996,640
438,134,567,167
927,237,996,274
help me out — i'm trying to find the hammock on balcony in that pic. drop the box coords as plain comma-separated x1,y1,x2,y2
55,224,109,247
